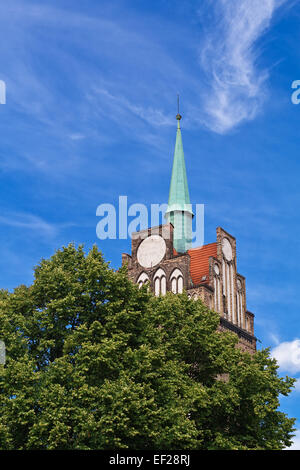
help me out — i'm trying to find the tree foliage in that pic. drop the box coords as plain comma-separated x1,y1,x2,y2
0,244,296,449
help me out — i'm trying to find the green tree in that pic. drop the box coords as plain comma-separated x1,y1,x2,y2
0,244,296,449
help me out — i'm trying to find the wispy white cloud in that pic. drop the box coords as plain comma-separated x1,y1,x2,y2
92,87,173,126
0,212,55,236
269,332,281,346
0,0,180,174
294,379,300,392
247,284,297,307
0,211,74,238
289,429,300,450
2,0,291,144
271,339,300,374
199,0,287,133
69,134,86,141
0,0,295,157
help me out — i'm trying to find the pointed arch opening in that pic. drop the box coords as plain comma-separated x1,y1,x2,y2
137,272,150,289
153,268,167,296
170,268,184,294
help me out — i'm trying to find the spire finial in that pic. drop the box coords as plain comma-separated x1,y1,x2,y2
176,94,182,121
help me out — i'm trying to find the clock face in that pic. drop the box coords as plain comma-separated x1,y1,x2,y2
222,238,233,261
214,264,220,275
137,235,166,268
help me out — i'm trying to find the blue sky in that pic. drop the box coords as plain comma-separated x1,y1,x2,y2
0,0,300,448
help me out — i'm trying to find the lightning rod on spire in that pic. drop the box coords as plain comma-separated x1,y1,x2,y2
176,94,182,121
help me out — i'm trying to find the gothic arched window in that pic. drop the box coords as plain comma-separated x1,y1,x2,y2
170,268,184,294
153,268,167,296
137,272,150,289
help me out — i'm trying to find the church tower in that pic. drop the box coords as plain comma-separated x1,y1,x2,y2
122,110,256,354
165,111,193,253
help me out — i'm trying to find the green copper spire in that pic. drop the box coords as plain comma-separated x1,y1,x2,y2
165,106,193,253
167,114,192,212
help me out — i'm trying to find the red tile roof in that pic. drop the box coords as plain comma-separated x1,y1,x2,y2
188,243,217,285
